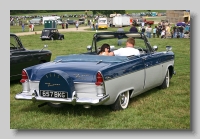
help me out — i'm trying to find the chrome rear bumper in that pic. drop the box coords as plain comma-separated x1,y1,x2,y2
15,91,110,106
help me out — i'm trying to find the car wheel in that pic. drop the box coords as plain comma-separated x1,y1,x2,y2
47,102,64,108
111,91,129,111
160,69,170,89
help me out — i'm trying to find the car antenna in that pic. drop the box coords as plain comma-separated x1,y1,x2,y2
40,45,48,52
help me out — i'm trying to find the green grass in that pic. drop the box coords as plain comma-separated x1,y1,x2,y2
10,31,190,129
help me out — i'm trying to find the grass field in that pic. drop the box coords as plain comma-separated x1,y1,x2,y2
10,31,190,129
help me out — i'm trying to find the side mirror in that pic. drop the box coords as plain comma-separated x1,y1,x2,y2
152,45,158,51
87,45,92,51
166,46,172,52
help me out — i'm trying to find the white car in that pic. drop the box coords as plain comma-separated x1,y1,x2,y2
56,20,63,25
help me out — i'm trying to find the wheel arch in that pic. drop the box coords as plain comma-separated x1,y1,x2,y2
168,65,174,79
111,88,133,104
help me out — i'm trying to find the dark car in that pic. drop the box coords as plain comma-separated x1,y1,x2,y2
40,28,64,41
10,33,52,81
67,20,76,25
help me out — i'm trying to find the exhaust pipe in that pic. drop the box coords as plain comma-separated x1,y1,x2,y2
83,105,91,109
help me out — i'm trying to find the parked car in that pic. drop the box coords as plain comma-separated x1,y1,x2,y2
56,20,63,25
40,28,64,41
29,17,42,25
78,18,85,24
145,20,154,25
10,33,52,81
133,19,144,26
15,32,176,111
67,20,76,25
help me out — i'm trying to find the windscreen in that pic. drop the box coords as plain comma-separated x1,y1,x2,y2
54,54,129,63
41,30,50,36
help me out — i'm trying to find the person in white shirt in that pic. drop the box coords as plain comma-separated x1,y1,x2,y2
109,37,140,56
75,21,79,30
161,29,166,39
31,24,34,32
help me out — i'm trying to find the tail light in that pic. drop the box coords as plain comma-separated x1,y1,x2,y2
95,72,103,86
20,70,28,83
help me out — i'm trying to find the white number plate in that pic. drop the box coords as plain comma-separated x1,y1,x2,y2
40,90,68,98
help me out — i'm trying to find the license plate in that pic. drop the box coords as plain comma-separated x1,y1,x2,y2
40,90,68,98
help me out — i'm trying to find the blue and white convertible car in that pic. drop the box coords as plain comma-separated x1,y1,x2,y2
15,32,176,111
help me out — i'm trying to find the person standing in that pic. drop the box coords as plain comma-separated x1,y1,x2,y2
179,26,184,38
66,21,68,29
146,25,152,38
156,26,160,38
29,24,32,32
161,29,166,39
31,24,34,32
75,21,79,30
109,20,112,27
173,26,177,38
141,19,145,27
85,18,88,26
141,26,145,34
95,22,98,32
21,23,25,32
153,26,157,38
165,25,171,38
92,21,95,30
89,19,92,28
62,23,65,29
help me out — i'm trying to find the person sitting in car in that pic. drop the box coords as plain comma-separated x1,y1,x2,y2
109,37,140,56
98,43,111,56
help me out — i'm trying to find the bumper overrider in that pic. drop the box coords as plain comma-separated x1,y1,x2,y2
15,90,110,106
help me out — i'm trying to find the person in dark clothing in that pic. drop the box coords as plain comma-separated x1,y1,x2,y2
179,26,184,38
66,22,68,29
176,27,180,38
62,23,65,29
129,24,138,33
156,26,160,38
141,27,145,34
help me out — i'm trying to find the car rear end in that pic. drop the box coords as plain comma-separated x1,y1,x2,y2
40,29,51,40
15,55,121,108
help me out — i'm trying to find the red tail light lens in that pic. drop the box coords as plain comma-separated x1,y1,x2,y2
20,70,28,83
95,72,103,86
